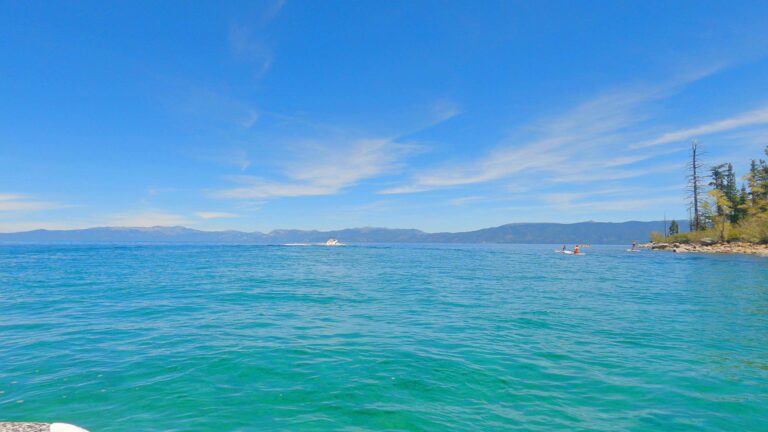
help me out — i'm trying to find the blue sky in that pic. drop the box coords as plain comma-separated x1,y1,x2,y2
2,1,768,232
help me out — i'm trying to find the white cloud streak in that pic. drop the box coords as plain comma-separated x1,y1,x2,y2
381,87,664,194
195,211,240,219
550,196,684,212
108,211,193,227
544,184,687,213
382,70,741,195
449,196,488,206
0,193,67,212
216,138,416,199
229,25,272,77
633,106,768,148
431,99,462,123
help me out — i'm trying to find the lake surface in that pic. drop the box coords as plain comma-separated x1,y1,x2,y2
1,244,767,431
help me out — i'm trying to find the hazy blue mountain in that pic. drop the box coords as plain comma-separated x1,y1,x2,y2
0,221,683,244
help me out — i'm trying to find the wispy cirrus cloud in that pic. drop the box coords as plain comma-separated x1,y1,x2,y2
549,196,684,212
228,0,286,79
215,137,417,199
449,196,488,206
544,185,677,204
218,148,252,171
147,186,177,196
381,70,724,195
632,105,768,149
0,193,68,212
240,110,260,128
543,184,686,214
195,211,240,219
166,83,260,130
548,163,681,184
431,99,462,124
108,210,193,227
381,139,568,193
381,88,658,193
229,24,273,78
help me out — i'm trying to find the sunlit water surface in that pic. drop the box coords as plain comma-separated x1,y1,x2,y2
1,244,767,431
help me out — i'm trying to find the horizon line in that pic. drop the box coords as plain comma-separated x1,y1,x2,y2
0,219,677,235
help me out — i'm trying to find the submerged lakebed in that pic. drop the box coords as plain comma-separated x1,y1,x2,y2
1,244,767,431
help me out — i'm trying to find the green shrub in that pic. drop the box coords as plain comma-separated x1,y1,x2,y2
730,215,768,243
656,228,726,244
650,231,666,243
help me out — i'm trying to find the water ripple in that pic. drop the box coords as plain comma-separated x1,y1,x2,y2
1,244,767,431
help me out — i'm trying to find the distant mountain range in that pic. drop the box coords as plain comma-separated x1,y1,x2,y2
0,221,684,244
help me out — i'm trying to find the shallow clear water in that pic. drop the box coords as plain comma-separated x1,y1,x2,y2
1,244,767,431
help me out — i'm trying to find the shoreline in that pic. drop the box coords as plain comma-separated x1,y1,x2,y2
640,241,768,257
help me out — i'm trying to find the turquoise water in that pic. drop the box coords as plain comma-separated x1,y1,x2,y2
1,244,767,431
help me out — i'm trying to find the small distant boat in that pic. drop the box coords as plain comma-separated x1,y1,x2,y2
325,238,344,246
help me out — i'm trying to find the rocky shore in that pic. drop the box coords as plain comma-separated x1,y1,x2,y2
640,240,768,257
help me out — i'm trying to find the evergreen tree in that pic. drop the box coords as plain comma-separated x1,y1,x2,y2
734,185,749,223
709,163,741,223
748,160,760,206
668,219,679,236
674,145,768,244
725,163,738,206
709,163,727,216
746,150,768,215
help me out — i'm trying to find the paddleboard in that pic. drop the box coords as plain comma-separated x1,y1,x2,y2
556,250,586,255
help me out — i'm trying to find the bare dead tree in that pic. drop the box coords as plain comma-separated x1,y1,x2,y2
687,139,706,231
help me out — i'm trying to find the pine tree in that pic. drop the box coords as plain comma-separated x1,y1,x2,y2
709,163,727,216
748,160,760,206
735,185,749,223
746,151,768,215
725,163,738,208
710,163,741,224
668,219,679,236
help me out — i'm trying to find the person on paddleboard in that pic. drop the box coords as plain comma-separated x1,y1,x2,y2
574,245,581,254
631,241,637,251
562,245,567,252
